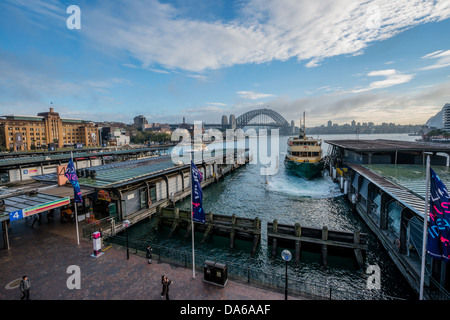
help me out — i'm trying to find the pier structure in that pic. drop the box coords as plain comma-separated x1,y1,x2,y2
153,207,261,254
267,220,367,268
325,139,450,299
14,148,249,242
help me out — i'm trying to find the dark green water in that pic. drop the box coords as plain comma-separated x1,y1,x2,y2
123,134,418,299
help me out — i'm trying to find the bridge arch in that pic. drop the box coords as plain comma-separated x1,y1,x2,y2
235,108,290,129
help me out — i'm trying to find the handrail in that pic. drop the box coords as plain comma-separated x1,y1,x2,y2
103,234,405,300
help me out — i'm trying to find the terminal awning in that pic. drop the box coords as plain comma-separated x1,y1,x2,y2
0,193,70,222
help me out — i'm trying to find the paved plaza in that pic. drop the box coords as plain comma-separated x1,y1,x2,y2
0,215,300,301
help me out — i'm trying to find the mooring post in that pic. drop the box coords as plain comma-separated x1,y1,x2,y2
229,214,236,249
169,208,179,238
252,217,261,253
354,229,364,269
202,212,214,243
271,219,278,257
322,226,328,266
295,222,301,262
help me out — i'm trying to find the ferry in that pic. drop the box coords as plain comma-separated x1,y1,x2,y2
285,113,324,179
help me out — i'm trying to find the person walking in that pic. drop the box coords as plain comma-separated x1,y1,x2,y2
146,245,153,264
31,213,42,228
161,275,172,300
20,275,31,300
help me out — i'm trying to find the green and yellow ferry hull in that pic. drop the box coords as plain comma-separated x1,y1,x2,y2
284,156,324,180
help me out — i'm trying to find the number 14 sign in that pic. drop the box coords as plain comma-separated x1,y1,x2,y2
9,210,24,222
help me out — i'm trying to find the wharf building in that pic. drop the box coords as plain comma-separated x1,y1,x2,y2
0,147,248,251
0,108,100,151
326,139,450,299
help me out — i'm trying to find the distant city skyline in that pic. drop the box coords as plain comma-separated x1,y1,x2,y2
1,1,450,127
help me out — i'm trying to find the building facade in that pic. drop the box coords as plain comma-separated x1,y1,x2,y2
0,108,100,151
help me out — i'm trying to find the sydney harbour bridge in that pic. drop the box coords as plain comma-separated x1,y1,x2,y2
202,108,299,135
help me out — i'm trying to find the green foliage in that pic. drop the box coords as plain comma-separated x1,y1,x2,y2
131,131,171,144
427,129,450,137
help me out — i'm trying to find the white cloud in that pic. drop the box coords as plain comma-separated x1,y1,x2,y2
351,69,415,93
73,0,450,72
236,91,275,100
421,49,450,70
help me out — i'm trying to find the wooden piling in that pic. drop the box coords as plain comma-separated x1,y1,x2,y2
202,212,214,243
354,229,364,269
153,205,163,231
267,221,367,268
229,214,236,249
322,226,328,266
271,219,278,257
251,217,261,254
294,223,301,262
168,207,180,237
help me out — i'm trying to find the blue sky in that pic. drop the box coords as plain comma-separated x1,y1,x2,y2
1,0,450,127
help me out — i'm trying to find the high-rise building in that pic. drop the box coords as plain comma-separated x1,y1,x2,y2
134,115,148,131
443,103,450,132
0,108,99,151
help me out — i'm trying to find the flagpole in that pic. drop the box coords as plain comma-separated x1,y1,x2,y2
71,151,80,246
419,155,430,300
190,150,195,278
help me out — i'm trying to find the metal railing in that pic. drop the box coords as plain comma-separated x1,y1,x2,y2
82,216,114,240
103,234,404,300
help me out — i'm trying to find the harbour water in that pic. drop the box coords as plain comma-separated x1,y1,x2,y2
124,133,419,299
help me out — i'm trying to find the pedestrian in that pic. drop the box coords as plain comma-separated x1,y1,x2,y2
161,275,172,300
31,213,41,228
20,275,31,300
146,245,153,264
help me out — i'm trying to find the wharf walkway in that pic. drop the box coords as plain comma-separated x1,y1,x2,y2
0,215,301,301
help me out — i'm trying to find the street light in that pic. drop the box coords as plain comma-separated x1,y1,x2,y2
123,219,130,260
281,249,292,300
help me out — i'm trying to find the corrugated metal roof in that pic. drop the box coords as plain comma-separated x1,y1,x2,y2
32,155,177,188
347,163,429,217
0,147,169,167
326,139,450,152
32,149,243,189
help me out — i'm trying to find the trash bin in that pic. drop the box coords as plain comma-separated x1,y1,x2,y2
203,260,228,287
204,260,215,282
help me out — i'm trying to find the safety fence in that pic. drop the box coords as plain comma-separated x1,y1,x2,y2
103,234,404,300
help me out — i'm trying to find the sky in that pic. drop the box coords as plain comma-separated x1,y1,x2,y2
1,0,450,127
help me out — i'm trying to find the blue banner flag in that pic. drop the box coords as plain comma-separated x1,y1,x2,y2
65,158,83,204
427,168,450,262
191,161,205,223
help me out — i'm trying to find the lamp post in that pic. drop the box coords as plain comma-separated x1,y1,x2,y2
123,219,130,260
281,249,292,300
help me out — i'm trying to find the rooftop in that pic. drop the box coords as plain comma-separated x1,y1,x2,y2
325,139,450,153
351,163,450,218
0,147,170,168
31,148,244,189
